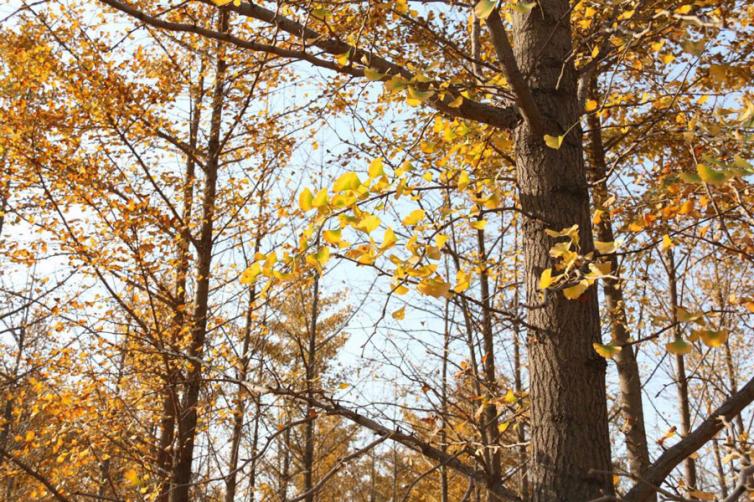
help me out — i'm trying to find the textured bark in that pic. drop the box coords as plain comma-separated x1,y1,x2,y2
509,2,613,499
171,12,228,501
587,106,652,484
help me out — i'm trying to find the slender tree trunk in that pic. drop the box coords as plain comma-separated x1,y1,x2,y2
225,286,256,502
475,225,502,501
510,3,612,499
157,62,204,502
665,248,697,491
279,425,291,501
440,299,450,502
171,12,228,501
302,274,320,502
586,99,652,485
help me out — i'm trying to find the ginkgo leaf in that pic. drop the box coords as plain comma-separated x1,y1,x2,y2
381,227,397,250
298,188,313,211
585,99,598,112
384,75,409,92
457,170,470,190
417,277,451,298
124,468,139,485
539,268,554,289
356,214,380,234
392,306,406,320
240,262,262,285
406,86,434,106
25,430,35,442
368,158,384,178
364,68,386,81
503,389,516,404
679,171,702,183
593,342,622,359
333,172,361,192
563,280,589,300
699,329,729,348
470,219,487,230
447,94,464,108
435,234,448,249
498,421,510,433
314,246,331,267
661,234,674,250
322,229,341,245
335,50,351,66
544,134,564,149
338,382,350,389
454,270,470,293
666,338,692,355
312,188,328,208
474,0,497,20
402,209,426,226
696,163,729,185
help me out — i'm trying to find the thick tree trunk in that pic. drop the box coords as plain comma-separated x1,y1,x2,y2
587,105,652,484
510,2,613,499
171,12,228,501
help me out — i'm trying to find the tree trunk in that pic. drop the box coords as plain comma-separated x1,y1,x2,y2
171,11,228,501
157,65,203,502
665,248,697,491
587,101,652,485
510,3,613,499
303,275,320,502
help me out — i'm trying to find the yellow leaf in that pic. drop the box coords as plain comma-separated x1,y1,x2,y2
591,45,600,58
585,99,598,112
454,270,471,293
307,247,331,269
417,277,451,298
356,214,380,234
25,431,35,442
474,0,497,20
323,229,342,245
592,209,603,225
435,234,448,249
381,227,397,250
336,50,351,66
124,468,139,485
675,4,692,14
696,163,729,185
406,86,434,106
470,219,487,230
661,234,674,250
364,67,386,81
368,158,384,178
298,188,313,211
240,262,262,285
593,342,622,360
503,389,516,404
333,172,361,192
539,268,554,290
498,421,510,433
312,188,328,208
666,338,692,355
402,209,426,226
447,95,464,108
393,284,409,295
338,382,350,389
457,170,470,190
594,240,617,254
699,329,729,348
563,280,589,300
544,134,564,149
392,306,406,320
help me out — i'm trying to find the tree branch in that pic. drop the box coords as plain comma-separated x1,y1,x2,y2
96,0,521,130
484,9,545,135
622,374,754,502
